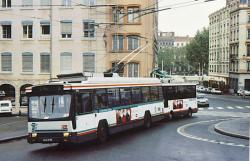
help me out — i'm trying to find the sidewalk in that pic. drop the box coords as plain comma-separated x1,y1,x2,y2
0,116,27,143
214,118,250,140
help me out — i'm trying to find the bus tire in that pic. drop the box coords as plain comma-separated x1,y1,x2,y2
97,121,109,143
144,112,152,129
187,109,193,118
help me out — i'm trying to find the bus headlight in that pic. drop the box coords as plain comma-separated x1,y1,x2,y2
63,132,69,137
31,133,37,138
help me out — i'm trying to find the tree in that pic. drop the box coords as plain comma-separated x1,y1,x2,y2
186,28,209,75
158,47,190,75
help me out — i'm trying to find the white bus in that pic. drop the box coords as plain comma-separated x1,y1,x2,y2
26,73,197,144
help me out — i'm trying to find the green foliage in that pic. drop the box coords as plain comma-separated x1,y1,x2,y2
186,28,209,75
158,47,189,75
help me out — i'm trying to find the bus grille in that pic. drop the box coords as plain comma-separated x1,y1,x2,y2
37,133,63,138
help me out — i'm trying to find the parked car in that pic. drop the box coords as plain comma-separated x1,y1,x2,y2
237,89,250,96
204,87,212,94
211,88,222,95
197,86,206,93
0,100,12,115
197,93,209,107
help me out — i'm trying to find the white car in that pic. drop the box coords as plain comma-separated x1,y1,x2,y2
237,89,250,96
211,88,222,95
197,94,209,107
0,100,12,115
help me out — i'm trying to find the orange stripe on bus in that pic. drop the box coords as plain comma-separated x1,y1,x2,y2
77,130,97,136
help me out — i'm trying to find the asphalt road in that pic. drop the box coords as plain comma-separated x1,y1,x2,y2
0,95,249,161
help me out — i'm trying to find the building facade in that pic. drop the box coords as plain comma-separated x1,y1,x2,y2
0,0,157,113
228,0,250,92
105,0,158,78
208,6,230,85
158,32,193,49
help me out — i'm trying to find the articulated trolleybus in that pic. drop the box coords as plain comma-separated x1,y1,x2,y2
27,73,197,144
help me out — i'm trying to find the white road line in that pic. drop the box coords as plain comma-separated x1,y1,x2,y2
199,108,204,110
177,119,250,148
246,106,250,109
216,107,224,110
208,107,214,110
227,106,234,109
235,106,244,109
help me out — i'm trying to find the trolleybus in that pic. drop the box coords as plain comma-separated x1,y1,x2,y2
27,73,197,144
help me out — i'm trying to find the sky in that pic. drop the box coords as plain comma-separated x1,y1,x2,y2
158,0,226,37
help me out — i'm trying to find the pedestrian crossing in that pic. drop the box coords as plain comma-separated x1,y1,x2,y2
199,105,250,110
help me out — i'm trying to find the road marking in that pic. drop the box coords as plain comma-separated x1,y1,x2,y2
235,106,244,109
227,106,234,110
216,107,224,110
208,107,214,110
246,106,250,109
199,108,204,110
177,119,250,148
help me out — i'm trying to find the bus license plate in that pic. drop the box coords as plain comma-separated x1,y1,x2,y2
43,138,53,142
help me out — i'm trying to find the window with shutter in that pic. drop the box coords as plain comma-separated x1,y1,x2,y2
83,53,95,72
22,52,33,72
61,21,72,38
1,52,12,72
40,53,50,73
60,52,72,73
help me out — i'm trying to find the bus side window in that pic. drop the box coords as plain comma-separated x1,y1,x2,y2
159,86,163,100
120,88,132,105
132,87,142,104
77,92,93,114
150,86,159,101
142,87,150,102
94,89,108,109
107,88,120,107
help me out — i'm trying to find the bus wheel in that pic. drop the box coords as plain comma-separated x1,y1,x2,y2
187,109,193,117
97,121,109,143
144,112,152,129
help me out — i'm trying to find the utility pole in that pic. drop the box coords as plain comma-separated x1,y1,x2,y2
49,1,53,80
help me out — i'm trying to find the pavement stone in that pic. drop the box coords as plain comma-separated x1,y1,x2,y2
214,118,250,140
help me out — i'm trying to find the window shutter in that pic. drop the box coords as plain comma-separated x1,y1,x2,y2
60,53,72,73
1,53,12,72
83,53,95,72
40,53,50,73
22,52,33,72
61,21,72,34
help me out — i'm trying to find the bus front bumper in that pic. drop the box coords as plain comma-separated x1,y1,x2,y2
27,132,97,144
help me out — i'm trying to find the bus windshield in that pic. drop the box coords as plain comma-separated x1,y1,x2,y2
29,95,71,120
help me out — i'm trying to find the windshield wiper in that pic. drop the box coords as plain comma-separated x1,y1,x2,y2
44,97,47,113
52,97,55,113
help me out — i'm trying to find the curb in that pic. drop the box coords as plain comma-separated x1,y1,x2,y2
0,135,27,144
214,122,250,140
